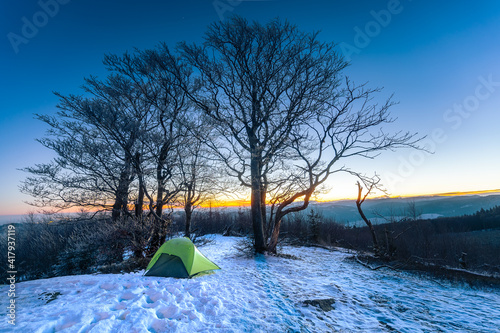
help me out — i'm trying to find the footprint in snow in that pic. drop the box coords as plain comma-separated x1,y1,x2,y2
100,283,118,291
118,310,130,320
91,312,110,324
118,291,137,301
111,302,127,311
156,305,179,319
145,290,164,303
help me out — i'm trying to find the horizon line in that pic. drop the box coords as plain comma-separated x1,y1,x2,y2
316,188,500,202
2,188,499,217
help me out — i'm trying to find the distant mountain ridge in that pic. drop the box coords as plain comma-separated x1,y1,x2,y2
304,194,500,226
2,192,499,226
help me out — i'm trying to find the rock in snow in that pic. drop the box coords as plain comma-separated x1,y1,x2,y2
1,235,499,332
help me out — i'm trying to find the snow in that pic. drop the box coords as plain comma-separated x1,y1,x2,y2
418,213,443,220
1,235,499,332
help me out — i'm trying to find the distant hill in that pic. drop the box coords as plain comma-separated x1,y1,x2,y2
304,194,500,226
0,214,25,225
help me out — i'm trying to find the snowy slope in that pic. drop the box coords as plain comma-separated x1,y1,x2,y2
1,235,499,332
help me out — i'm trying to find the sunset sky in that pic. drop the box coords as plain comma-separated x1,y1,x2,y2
1,0,500,215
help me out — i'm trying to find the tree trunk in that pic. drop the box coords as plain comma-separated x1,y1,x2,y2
111,197,123,221
155,142,170,219
267,215,282,253
135,185,144,217
356,182,380,255
149,176,165,252
155,192,164,219
155,156,165,219
149,141,170,252
260,182,267,237
135,152,144,218
112,157,132,221
158,215,169,245
149,181,165,254
185,202,192,238
356,201,379,254
250,154,266,253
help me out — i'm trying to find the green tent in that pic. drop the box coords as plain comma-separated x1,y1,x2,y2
144,237,220,278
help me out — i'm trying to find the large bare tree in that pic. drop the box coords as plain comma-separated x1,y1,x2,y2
20,73,151,220
21,47,221,254
176,16,419,252
102,48,192,250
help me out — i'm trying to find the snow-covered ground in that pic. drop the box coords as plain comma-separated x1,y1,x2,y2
1,235,499,332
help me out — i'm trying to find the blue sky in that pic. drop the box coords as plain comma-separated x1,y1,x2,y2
1,0,500,215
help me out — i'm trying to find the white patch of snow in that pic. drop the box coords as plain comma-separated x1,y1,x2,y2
418,213,443,220
1,235,499,332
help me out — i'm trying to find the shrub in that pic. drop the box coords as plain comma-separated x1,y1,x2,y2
0,216,163,282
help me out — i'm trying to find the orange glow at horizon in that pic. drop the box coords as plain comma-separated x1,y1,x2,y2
200,188,500,207
198,200,251,208
2,188,499,216
318,188,500,202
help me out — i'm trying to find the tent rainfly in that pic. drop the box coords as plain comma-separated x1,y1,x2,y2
144,237,220,278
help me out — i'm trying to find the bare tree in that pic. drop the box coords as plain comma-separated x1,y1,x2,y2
355,177,382,255
102,49,193,250
177,134,212,237
176,16,420,252
20,72,150,220
404,200,421,221
22,46,224,256
176,116,234,238
77,74,152,220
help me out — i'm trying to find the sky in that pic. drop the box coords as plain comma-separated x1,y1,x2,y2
1,0,500,215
